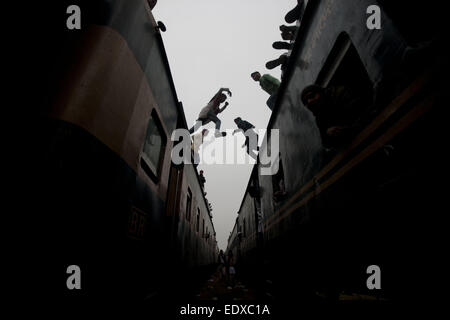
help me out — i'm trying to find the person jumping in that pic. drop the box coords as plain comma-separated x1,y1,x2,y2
189,87,232,137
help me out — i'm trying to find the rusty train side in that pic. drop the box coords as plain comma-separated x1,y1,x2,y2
227,0,448,307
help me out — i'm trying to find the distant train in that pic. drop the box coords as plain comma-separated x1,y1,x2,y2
227,0,447,306
32,0,218,307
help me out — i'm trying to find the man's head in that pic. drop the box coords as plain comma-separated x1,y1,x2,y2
301,84,323,110
200,170,204,175
234,117,242,124
219,93,227,103
251,72,261,81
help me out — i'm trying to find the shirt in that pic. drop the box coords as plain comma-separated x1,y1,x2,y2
259,74,280,96
198,100,216,119
235,119,255,132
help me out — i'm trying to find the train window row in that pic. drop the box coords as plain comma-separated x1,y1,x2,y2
184,186,213,243
140,107,214,243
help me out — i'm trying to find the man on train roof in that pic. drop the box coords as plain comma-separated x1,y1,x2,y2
251,71,280,110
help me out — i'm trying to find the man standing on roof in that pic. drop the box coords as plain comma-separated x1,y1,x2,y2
251,72,280,111
189,87,232,137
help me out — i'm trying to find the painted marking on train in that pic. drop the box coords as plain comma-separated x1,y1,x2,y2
128,206,148,240
66,5,81,30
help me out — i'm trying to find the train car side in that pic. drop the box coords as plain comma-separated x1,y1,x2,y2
33,0,218,306
228,0,447,302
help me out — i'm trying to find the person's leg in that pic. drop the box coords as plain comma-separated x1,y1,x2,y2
245,136,250,154
281,31,294,41
285,0,304,24
246,130,259,160
189,120,204,134
207,112,226,137
266,93,278,110
266,54,288,70
193,150,200,165
280,25,298,34
272,41,292,50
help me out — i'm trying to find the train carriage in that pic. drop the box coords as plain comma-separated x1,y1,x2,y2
227,0,447,305
30,0,218,308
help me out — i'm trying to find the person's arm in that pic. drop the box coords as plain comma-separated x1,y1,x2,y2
210,88,232,103
220,87,232,97
232,128,243,135
218,101,229,113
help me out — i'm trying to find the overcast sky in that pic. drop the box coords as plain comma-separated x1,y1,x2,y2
153,0,296,250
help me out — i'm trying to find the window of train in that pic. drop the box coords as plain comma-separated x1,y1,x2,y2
316,33,372,95
141,110,167,182
314,33,374,145
186,188,192,221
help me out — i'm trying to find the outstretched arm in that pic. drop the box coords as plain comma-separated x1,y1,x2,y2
218,102,229,113
220,87,232,97
232,128,243,135
210,87,232,102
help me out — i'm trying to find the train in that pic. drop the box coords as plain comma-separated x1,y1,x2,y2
27,0,218,309
227,0,448,309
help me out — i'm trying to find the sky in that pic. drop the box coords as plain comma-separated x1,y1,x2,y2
153,0,296,250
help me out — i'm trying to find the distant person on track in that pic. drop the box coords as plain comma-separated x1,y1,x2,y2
218,250,226,280
251,72,280,110
227,251,236,288
189,88,232,137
